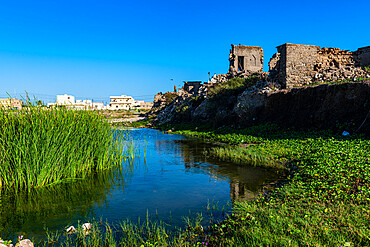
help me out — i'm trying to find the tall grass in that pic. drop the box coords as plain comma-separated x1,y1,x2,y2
0,106,131,192
205,146,281,169
39,218,199,247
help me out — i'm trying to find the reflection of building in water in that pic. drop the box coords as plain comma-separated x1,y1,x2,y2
167,139,279,202
230,181,258,202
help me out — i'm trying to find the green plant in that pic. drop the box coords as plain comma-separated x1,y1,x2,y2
208,74,261,100
164,123,370,245
0,106,132,192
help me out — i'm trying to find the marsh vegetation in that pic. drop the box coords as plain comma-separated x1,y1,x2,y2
0,106,132,192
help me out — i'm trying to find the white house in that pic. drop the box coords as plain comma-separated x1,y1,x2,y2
56,94,75,105
108,95,135,110
92,102,105,110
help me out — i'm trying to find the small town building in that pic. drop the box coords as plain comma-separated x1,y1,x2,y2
140,102,153,110
92,102,105,110
108,95,135,110
56,94,75,105
0,98,23,109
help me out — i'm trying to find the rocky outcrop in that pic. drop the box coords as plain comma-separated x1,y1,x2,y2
149,42,370,134
147,91,180,116
151,79,370,134
233,80,370,132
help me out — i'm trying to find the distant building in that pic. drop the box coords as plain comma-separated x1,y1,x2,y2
47,93,151,111
134,100,144,108
0,98,23,109
56,94,75,105
48,94,105,110
92,102,105,110
108,95,135,110
140,102,153,110
74,100,93,110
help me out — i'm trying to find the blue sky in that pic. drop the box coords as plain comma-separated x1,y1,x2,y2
0,0,369,103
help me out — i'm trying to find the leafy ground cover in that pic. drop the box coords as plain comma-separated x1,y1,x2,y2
208,74,262,100
162,123,370,246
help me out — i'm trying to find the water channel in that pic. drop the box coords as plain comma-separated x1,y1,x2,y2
0,128,280,239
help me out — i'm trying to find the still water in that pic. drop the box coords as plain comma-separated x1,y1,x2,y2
0,128,280,239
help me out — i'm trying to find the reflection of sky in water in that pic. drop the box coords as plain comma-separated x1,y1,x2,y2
0,128,279,239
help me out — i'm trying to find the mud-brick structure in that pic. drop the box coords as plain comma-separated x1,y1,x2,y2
269,43,370,88
229,45,263,73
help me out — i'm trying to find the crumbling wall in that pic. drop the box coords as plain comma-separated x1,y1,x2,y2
355,46,370,66
270,43,320,88
182,81,202,94
269,43,370,88
313,47,367,82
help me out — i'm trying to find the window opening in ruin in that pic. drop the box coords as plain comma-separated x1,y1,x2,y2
252,55,257,66
238,56,244,71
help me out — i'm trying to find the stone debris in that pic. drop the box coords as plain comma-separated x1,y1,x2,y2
15,240,33,247
82,222,92,231
0,239,34,247
66,225,77,233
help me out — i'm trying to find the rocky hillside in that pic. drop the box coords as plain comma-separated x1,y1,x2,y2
148,77,370,135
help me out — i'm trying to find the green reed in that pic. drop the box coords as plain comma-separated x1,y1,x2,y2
0,106,131,192
204,146,280,169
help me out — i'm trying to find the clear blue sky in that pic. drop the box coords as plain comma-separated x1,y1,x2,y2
0,0,369,103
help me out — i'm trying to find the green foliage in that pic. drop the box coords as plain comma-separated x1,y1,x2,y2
205,146,280,169
169,123,370,245
39,215,209,247
208,202,369,246
175,103,190,113
208,74,261,100
306,77,370,87
0,107,132,192
164,92,179,104
364,65,370,71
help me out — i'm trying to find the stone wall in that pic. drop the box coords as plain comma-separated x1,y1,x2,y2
354,46,370,66
269,43,370,88
269,43,320,88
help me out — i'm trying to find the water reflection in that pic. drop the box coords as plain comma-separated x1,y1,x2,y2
0,168,128,239
155,138,280,202
0,128,281,240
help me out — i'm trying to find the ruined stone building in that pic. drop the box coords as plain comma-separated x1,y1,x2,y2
269,43,370,88
173,43,370,97
179,81,203,95
229,45,263,73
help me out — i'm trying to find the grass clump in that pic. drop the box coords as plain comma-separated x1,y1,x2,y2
0,106,130,192
205,146,278,169
38,214,209,247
